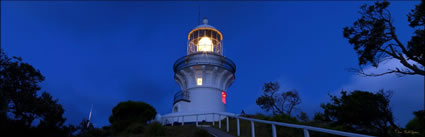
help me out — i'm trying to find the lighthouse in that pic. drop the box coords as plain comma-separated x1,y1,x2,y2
170,18,236,120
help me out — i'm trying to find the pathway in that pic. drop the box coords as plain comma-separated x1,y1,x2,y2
199,125,236,137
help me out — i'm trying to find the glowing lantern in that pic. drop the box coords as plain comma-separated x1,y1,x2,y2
197,37,213,52
221,91,227,104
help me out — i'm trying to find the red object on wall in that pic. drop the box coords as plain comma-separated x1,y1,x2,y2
221,91,227,104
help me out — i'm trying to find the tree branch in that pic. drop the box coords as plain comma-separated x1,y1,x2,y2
378,44,425,75
349,67,418,77
386,14,424,67
378,46,399,59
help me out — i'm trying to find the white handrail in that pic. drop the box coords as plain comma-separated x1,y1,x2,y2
161,112,375,137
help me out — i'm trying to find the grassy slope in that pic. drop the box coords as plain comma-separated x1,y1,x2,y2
116,125,214,137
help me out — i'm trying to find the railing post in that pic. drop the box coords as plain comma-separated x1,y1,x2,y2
212,114,215,126
303,128,310,137
171,118,174,126
219,115,221,128
251,121,255,137
181,116,184,126
272,124,277,137
237,118,240,136
196,115,199,126
226,116,229,132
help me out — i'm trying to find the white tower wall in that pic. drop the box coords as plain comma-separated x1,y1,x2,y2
172,54,234,114
175,87,224,113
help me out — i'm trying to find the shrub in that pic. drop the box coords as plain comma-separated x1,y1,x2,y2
123,123,145,135
252,113,299,124
109,101,156,132
269,114,299,123
77,128,108,137
144,122,165,137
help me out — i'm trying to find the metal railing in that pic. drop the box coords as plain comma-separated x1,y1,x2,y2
173,53,236,73
161,112,374,137
173,91,190,105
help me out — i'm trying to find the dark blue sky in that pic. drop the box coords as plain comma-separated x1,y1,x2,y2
2,1,423,127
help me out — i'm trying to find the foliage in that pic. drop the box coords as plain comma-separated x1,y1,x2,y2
0,51,72,137
343,0,424,76
320,90,398,136
75,119,95,135
240,109,246,115
405,110,425,137
144,122,164,136
250,113,300,124
109,100,157,132
269,114,299,123
313,112,329,122
76,128,107,137
297,112,309,122
256,82,301,116
123,123,145,135
407,0,425,67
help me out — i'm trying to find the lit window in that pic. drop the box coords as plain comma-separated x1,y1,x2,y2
197,37,213,52
221,91,227,104
197,78,203,86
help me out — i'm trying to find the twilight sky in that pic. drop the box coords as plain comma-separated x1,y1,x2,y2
1,1,423,127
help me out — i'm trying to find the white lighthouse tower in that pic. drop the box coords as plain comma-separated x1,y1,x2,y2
165,19,236,121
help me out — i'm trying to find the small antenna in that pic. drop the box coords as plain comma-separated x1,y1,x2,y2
86,104,93,128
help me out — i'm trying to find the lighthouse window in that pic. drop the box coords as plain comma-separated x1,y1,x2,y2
196,78,203,86
212,32,217,40
199,30,204,37
193,32,198,40
190,33,194,41
206,30,211,37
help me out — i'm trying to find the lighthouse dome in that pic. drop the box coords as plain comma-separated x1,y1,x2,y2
187,18,223,55
194,18,217,29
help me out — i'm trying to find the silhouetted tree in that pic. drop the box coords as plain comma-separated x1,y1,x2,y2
240,110,246,115
0,51,71,137
343,0,424,76
35,92,68,137
77,119,94,134
406,110,425,137
320,90,398,136
109,101,156,132
256,82,301,116
297,112,309,122
312,112,329,124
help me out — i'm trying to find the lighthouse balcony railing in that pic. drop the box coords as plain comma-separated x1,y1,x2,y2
161,112,374,137
173,53,236,73
173,91,190,105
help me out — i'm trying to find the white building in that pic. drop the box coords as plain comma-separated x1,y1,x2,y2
162,19,236,122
